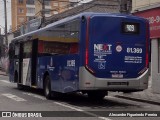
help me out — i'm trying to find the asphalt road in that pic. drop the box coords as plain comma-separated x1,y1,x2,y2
0,75,160,120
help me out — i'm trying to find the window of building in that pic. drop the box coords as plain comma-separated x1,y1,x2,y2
18,8,24,13
60,2,67,7
53,2,58,6
44,1,50,6
45,9,51,14
53,11,58,15
27,16,35,21
27,8,35,14
18,0,23,4
19,17,25,23
26,0,34,5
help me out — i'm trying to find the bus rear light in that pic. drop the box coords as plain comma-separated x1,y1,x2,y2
138,67,147,75
145,22,149,68
85,65,95,74
85,17,95,75
85,50,89,65
85,17,90,66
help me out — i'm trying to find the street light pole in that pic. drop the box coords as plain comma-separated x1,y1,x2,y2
37,0,46,27
4,0,8,46
41,0,46,27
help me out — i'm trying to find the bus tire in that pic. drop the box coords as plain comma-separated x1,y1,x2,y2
87,91,107,100
14,72,23,90
44,75,52,99
17,84,23,90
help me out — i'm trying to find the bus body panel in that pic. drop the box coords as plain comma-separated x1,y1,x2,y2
37,55,79,93
79,67,149,91
87,15,148,79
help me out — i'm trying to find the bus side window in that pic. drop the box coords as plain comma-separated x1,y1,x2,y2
69,43,78,54
23,41,32,58
15,44,19,59
68,19,80,54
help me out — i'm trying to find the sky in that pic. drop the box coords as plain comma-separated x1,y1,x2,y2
0,0,11,34
0,0,92,34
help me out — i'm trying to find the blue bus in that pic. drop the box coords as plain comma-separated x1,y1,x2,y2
9,12,150,100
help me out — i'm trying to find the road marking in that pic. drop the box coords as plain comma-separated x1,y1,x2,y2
2,93,26,102
54,102,112,120
23,92,46,100
0,80,10,84
54,102,83,111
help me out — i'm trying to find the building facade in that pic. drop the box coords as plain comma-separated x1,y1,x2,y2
11,0,70,32
46,0,123,24
132,0,160,93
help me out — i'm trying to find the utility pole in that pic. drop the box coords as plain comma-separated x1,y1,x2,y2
42,0,46,27
120,0,131,14
37,0,46,27
4,0,8,46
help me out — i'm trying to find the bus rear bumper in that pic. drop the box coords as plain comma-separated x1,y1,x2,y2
79,67,149,92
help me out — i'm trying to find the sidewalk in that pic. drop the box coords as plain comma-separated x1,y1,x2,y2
112,89,160,106
0,70,8,76
109,78,160,106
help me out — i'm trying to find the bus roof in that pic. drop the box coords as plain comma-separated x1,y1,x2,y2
11,12,147,43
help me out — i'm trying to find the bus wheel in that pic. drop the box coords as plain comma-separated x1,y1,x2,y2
44,75,52,99
87,91,107,100
17,84,23,90
14,72,22,90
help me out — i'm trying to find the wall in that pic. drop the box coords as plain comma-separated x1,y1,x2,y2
132,0,160,11
132,0,160,93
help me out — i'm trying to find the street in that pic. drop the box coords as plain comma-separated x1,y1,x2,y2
0,75,160,120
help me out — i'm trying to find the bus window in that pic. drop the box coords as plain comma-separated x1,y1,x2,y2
38,41,70,55
23,41,32,58
69,43,78,54
38,19,80,55
15,44,20,59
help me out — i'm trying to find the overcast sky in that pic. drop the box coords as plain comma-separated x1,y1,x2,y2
0,0,11,34
0,0,92,34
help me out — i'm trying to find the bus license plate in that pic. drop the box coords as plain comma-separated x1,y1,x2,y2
108,82,128,86
112,74,123,78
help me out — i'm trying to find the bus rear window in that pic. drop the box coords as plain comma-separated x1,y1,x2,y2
122,22,139,34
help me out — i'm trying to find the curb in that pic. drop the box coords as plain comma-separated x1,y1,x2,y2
115,95,160,106
0,73,8,76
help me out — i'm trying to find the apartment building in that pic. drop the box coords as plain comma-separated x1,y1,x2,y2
11,0,70,32
132,0,160,93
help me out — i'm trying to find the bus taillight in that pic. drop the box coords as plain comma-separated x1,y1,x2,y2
85,17,95,74
146,22,149,68
85,17,90,66
85,50,89,65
